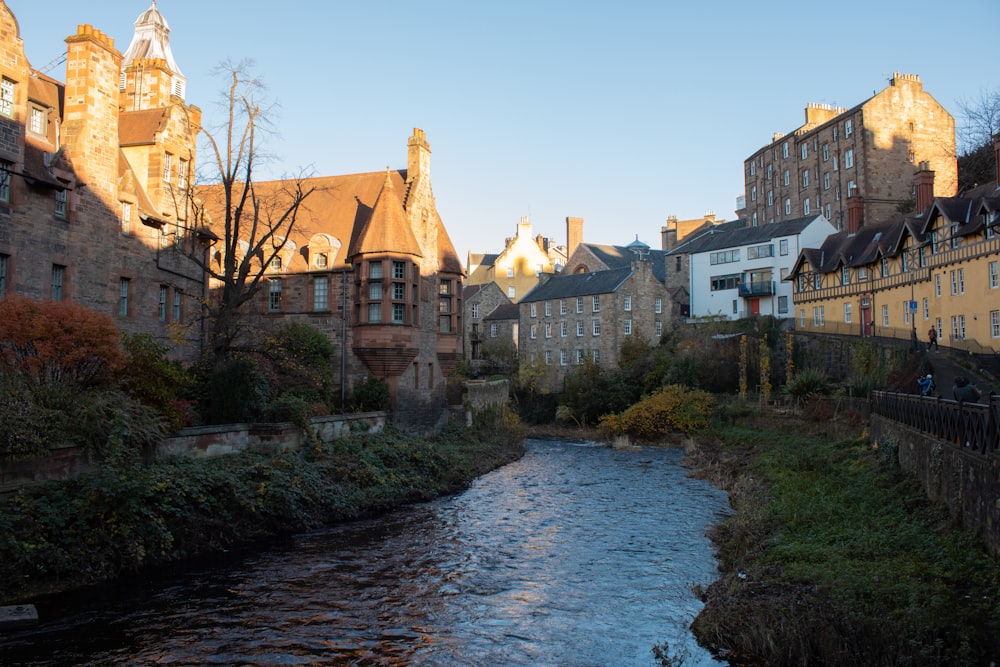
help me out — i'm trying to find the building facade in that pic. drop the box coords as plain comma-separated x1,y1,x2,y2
465,216,565,303
197,129,465,430
0,1,205,359
789,151,1000,353
673,215,837,320
742,73,955,232
463,281,515,365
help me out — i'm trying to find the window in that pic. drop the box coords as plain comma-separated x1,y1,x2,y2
560,321,568,337
802,170,809,187
576,348,585,364
269,255,282,272
560,350,568,366
710,249,740,265
747,244,773,259
991,311,1000,339
767,164,772,180
844,302,852,323
710,274,741,291
990,261,999,289
655,297,662,314
29,106,45,135
825,204,831,218
530,303,537,318
624,319,632,335
471,303,480,319
844,149,854,169
0,253,6,298
922,297,929,320
368,302,382,323
592,319,601,336
388,261,404,280
749,161,755,176
439,295,451,313
172,290,182,322
833,127,839,142
55,190,67,218
0,159,11,202
507,287,515,298
0,78,14,117
624,295,631,311
559,299,567,315
844,119,853,137
163,153,173,183
823,173,830,190
392,303,405,323
506,267,514,278
833,156,839,172
313,253,328,269
51,264,65,301
439,278,452,295
490,323,498,338
847,180,856,196
857,267,868,281
784,199,791,215
544,350,552,365
951,315,965,341
530,324,537,339
268,279,281,312
822,144,829,161
120,202,132,234
903,302,911,325
576,297,583,313
950,270,958,295
544,301,552,317
778,295,788,314
803,200,810,215
544,323,552,338
801,143,807,159
779,239,789,256
782,143,789,159
783,170,790,186
767,190,773,206
934,274,941,297
369,261,383,280
732,300,738,315
439,314,453,333
882,304,889,327
655,320,663,338
158,285,168,321
956,268,965,294
314,277,328,311
118,278,130,317
576,320,584,336
178,158,188,190
592,349,601,364
592,296,600,312
751,186,757,202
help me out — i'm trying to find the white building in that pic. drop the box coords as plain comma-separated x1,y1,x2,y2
669,215,837,320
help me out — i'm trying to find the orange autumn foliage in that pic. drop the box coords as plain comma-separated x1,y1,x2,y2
0,295,125,386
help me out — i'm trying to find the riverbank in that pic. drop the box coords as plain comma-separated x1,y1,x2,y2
0,418,525,605
683,410,1000,666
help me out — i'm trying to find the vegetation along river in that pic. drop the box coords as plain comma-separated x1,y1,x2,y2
1,438,731,666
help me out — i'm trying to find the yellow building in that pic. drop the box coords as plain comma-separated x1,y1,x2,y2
465,216,565,303
788,153,1000,354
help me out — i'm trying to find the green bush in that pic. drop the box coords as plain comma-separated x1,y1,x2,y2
349,377,390,412
600,384,715,439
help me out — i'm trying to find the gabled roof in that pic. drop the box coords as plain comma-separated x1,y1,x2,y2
577,243,668,282
668,215,822,256
520,266,632,303
118,149,165,225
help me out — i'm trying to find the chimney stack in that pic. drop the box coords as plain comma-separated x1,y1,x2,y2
566,217,583,259
913,162,935,214
846,193,864,234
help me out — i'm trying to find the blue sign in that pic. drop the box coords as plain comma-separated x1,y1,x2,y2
909,300,918,311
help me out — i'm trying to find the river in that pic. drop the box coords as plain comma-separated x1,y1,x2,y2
1,439,731,666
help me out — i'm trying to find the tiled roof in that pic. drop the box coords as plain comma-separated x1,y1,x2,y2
119,108,168,146
27,71,61,109
350,169,422,258
520,266,632,303
668,216,820,255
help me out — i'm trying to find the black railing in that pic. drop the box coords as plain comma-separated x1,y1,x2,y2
871,390,1000,454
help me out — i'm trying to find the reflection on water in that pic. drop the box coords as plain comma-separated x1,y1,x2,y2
1,439,730,666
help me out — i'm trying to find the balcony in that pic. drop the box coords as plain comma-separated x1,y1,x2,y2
739,281,775,297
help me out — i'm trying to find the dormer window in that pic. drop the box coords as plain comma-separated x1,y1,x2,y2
270,255,282,271
29,107,46,135
315,253,328,269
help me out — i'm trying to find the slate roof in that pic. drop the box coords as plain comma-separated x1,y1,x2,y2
668,216,820,256
519,266,632,303
485,303,519,321
579,243,669,282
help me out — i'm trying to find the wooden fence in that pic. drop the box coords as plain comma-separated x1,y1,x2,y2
871,390,1000,454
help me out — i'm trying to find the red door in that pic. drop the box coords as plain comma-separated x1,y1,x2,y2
749,298,760,316
861,307,871,337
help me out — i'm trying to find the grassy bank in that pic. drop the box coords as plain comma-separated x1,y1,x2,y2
0,417,524,604
685,414,1000,666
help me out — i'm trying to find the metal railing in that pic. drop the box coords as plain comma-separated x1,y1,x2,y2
739,281,776,297
871,390,1000,454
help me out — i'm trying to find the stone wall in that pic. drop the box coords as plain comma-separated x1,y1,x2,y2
464,379,509,413
871,415,1000,557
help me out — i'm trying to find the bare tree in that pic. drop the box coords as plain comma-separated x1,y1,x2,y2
188,62,315,361
956,88,1000,155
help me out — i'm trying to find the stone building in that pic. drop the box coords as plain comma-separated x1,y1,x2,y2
465,216,565,303
742,73,956,232
463,281,514,364
0,1,204,359
197,129,465,431
518,243,675,391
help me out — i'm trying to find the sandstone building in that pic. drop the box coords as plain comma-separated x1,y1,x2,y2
0,1,204,359
743,73,956,232
465,216,565,303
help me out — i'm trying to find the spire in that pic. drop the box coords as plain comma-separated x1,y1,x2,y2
351,169,422,258
122,1,185,78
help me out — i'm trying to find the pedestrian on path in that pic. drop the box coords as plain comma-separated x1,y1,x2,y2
952,376,982,403
928,326,938,351
918,374,935,397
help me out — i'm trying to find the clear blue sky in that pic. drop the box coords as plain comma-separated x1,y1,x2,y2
11,0,997,263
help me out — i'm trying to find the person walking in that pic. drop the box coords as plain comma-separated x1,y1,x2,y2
927,326,938,351
918,374,934,396
953,376,982,403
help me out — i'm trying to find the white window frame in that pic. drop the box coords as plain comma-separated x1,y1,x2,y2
268,278,282,312
624,295,632,312
844,302,852,324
